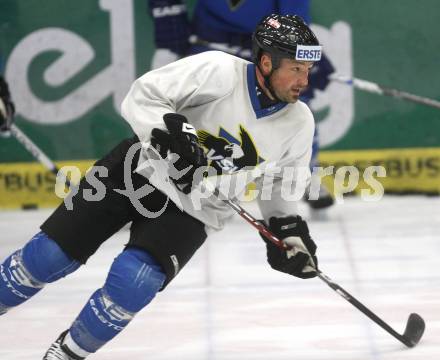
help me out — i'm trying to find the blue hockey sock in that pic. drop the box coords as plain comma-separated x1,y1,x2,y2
64,247,166,355
0,231,81,314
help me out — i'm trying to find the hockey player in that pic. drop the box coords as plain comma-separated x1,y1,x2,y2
149,0,335,208
0,75,15,135
0,15,320,359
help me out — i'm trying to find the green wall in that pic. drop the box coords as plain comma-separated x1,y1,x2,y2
1,0,439,164
312,0,440,150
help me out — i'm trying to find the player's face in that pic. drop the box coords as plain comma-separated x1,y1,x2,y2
271,59,313,103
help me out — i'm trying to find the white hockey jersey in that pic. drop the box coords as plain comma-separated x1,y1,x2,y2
121,51,314,230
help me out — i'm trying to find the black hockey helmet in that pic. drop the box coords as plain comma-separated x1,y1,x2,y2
252,14,322,68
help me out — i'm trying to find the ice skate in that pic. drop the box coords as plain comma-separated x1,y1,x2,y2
306,184,334,210
43,330,85,360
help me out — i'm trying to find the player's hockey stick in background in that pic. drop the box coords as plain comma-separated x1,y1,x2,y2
331,74,440,110
189,36,440,110
208,185,425,348
8,123,71,187
188,35,251,58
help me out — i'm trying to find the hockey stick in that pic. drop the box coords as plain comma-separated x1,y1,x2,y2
209,186,425,348
331,74,440,110
188,35,251,57
189,35,439,110
8,123,71,187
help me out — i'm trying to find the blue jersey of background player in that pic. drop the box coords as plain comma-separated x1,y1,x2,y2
148,0,334,208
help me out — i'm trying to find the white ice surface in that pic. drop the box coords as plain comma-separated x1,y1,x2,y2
0,195,439,359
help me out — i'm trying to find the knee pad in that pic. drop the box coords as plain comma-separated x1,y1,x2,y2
0,231,80,309
21,231,81,283
67,248,166,353
104,247,166,313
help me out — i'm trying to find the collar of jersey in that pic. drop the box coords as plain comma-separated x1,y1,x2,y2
247,64,288,119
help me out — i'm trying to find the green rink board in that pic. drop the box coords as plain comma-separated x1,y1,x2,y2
0,0,439,206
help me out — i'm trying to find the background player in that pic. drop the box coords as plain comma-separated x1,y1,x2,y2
0,72,15,136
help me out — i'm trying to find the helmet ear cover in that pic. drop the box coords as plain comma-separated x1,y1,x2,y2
254,50,282,102
256,50,282,74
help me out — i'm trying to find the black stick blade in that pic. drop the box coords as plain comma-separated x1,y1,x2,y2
402,313,425,348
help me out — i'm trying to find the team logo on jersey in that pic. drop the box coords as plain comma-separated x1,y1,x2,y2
227,0,245,11
198,125,264,174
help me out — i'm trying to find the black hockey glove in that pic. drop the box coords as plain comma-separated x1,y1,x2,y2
0,76,15,134
151,113,207,194
260,216,318,279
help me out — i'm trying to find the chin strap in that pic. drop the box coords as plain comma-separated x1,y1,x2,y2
256,59,283,103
